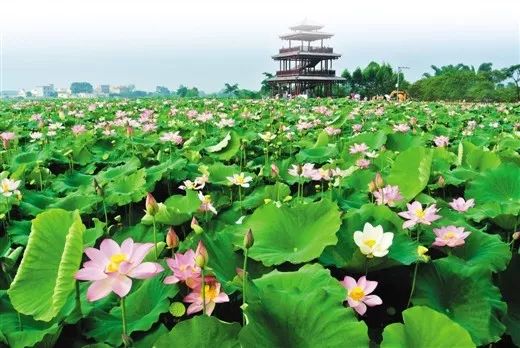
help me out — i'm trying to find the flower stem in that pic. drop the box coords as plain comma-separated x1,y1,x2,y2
121,297,128,345
102,199,109,235
201,268,206,315
152,216,158,259
75,281,82,317
238,186,243,215
242,248,249,326
407,226,422,308
407,262,419,308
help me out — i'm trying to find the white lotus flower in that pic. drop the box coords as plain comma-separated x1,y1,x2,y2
226,173,253,188
1,178,21,197
353,223,394,258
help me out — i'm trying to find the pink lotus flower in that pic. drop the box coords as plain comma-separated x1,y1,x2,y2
184,276,229,316
160,131,183,145
449,197,475,212
71,124,86,135
356,158,371,169
373,185,403,207
197,191,218,215
341,276,382,315
352,124,362,133
75,238,164,301
398,201,441,229
324,126,341,136
164,249,201,288
349,143,369,154
393,124,410,133
1,132,15,149
433,135,449,147
432,226,471,247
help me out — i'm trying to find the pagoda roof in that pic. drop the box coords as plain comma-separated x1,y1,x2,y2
280,31,333,41
267,76,346,82
289,18,324,31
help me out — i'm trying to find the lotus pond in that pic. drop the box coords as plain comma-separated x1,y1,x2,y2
0,98,519,347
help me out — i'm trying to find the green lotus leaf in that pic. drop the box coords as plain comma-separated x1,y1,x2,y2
51,172,94,193
347,130,387,150
498,254,520,346
413,259,507,345
0,291,62,348
381,306,475,348
208,162,242,185
241,182,291,209
105,168,148,206
7,220,32,246
83,276,179,346
462,141,501,171
245,200,341,266
154,316,240,348
206,132,232,152
239,264,369,348
50,192,102,214
295,146,338,163
144,158,187,188
386,146,432,201
207,131,241,160
97,157,141,183
465,163,520,225
18,190,56,216
8,209,85,321
385,133,424,152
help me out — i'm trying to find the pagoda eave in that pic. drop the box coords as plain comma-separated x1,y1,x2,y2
267,76,346,83
272,52,341,59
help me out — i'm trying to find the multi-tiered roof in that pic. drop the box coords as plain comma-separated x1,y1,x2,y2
268,19,346,97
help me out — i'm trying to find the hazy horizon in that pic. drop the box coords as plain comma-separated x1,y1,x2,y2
1,0,519,93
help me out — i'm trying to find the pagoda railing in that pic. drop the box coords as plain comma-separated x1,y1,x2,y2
279,46,333,54
276,69,336,77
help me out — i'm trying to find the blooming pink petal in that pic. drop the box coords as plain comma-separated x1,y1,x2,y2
205,302,216,316
111,275,132,298
164,275,181,284
87,278,114,301
100,239,120,257
186,302,203,315
129,243,154,264
75,267,108,281
364,294,383,306
354,302,367,315
363,280,378,295
357,276,367,290
342,276,357,290
127,262,164,279
120,238,134,256
84,247,108,267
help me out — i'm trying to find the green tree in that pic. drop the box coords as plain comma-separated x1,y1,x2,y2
70,82,93,94
341,62,408,98
503,64,520,101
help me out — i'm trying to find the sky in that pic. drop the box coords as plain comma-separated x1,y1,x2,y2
1,0,519,93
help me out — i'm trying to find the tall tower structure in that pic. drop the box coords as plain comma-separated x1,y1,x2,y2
268,19,346,97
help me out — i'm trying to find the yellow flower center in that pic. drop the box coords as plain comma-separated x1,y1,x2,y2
235,176,245,185
2,182,10,192
106,253,127,273
202,284,218,301
443,232,456,240
415,209,426,219
363,239,377,248
203,195,212,204
349,286,365,301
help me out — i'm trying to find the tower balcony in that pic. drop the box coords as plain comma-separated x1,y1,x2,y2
279,46,333,54
276,69,337,77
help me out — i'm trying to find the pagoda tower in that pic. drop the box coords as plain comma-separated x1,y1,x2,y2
268,19,346,97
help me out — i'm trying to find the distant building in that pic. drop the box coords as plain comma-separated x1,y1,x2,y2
109,85,135,95
31,84,55,98
57,88,71,98
99,85,110,94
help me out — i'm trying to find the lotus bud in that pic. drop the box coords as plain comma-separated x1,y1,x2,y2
409,117,417,126
374,172,384,189
236,267,245,279
93,178,104,197
145,193,159,216
166,227,179,249
114,215,122,223
512,232,520,240
437,175,446,188
368,180,377,193
243,228,254,249
271,163,280,177
195,241,208,268
191,217,204,234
